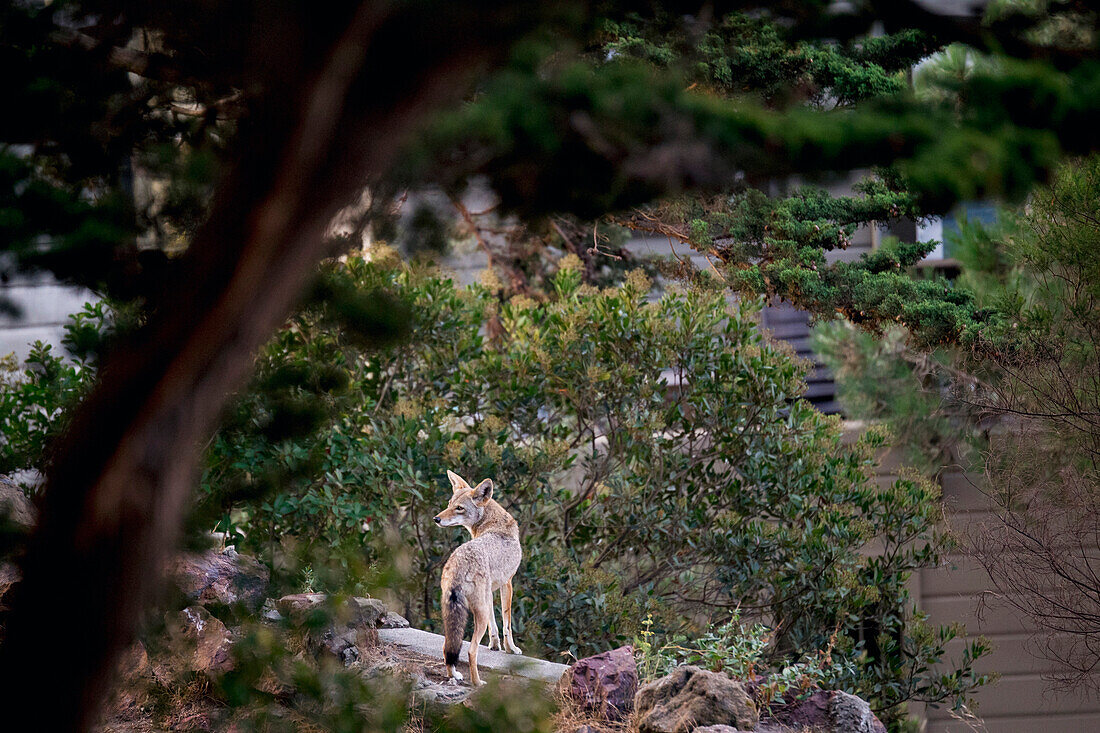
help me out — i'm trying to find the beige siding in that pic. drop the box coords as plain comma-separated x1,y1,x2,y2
892,464,1100,732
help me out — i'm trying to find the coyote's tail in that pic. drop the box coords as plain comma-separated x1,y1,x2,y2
442,584,468,667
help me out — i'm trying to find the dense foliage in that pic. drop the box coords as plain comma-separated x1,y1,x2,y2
0,301,120,477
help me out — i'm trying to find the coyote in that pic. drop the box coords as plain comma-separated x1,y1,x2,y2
434,470,523,685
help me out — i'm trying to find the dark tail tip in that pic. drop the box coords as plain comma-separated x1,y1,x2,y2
445,649,459,666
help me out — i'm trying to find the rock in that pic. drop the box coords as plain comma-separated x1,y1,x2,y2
277,593,390,631
348,596,387,627
172,548,269,612
260,598,283,622
0,475,34,528
635,666,758,733
160,605,234,680
110,641,154,716
118,641,151,680
379,609,410,628
829,690,886,733
761,689,885,733
276,592,328,620
318,626,362,666
363,655,471,709
277,594,383,665
573,726,600,733
768,689,831,730
563,645,638,721
692,727,744,733
0,562,20,610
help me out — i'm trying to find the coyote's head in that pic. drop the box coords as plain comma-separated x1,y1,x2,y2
434,470,494,528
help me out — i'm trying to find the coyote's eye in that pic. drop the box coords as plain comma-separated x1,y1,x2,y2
455,507,465,513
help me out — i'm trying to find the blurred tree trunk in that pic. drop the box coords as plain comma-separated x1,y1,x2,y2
0,1,539,727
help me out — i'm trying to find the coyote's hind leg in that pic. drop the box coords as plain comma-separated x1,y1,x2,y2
487,603,501,651
468,590,492,686
502,580,522,655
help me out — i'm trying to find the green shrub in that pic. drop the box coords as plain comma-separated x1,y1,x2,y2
635,609,858,707
0,300,117,477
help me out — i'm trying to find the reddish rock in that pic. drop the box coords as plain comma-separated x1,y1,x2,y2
768,689,831,730
763,688,886,733
172,548,269,612
564,645,639,721
118,641,151,680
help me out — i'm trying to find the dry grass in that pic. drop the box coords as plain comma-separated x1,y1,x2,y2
550,685,637,733
405,699,429,733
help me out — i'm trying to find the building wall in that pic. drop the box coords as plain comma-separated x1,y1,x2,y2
868,456,1100,732
0,271,93,360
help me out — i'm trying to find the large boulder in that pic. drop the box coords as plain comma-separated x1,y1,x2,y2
635,666,758,733
562,645,638,721
172,547,269,612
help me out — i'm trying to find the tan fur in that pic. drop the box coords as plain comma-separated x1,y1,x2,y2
435,470,523,685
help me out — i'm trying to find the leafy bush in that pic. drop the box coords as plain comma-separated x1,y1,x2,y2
635,610,857,707
0,300,117,478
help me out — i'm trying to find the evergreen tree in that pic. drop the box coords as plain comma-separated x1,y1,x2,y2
818,154,1100,691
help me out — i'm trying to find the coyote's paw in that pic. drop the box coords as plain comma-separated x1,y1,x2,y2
446,668,464,683
488,636,502,651
505,639,523,655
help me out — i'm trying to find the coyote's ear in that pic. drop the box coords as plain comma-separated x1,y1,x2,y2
472,479,493,504
447,470,471,493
